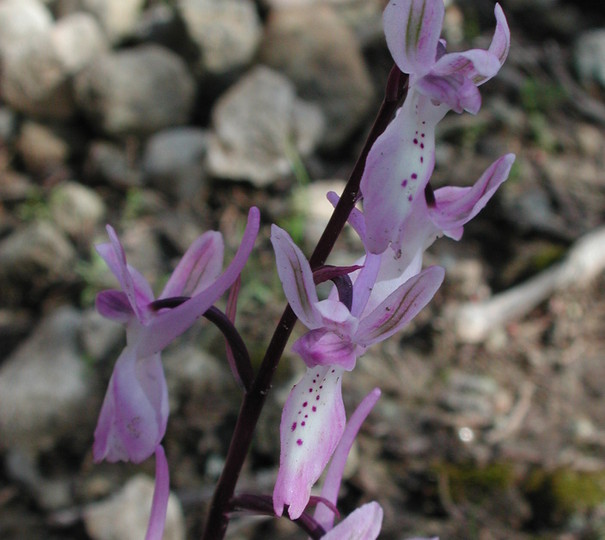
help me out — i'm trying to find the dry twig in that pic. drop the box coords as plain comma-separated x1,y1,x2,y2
453,227,605,343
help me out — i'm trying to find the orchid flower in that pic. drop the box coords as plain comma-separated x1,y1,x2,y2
360,0,511,254
94,206,259,464
271,225,444,518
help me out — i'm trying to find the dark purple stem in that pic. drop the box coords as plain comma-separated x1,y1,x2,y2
313,265,361,312
150,299,254,392
313,266,354,311
200,64,407,540
203,306,254,392
312,264,362,284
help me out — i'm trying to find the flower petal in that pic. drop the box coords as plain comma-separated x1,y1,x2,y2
360,92,446,254
96,290,134,323
432,50,502,84
483,3,510,82
145,445,170,540
416,72,482,114
361,247,425,318
273,366,346,519
96,226,154,322
271,225,321,328
322,502,383,540
136,207,260,357
429,153,515,234
356,265,444,346
160,231,224,298
383,0,444,77
326,191,367,244
93,346,168,464
292,329,360,371
433,4,509,87
350,253,381,318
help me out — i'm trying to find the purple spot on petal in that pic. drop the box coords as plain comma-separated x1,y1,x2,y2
297,439,303,446
291,422,297,431
309,388,313,393
413,138,418,144
301,421,306,426
401,179,408,187
420,157,424,163
408,195,413,201
312,406,317,412
411,173,417,179
421,143,424,149
316,395,320,401
303,402,308,407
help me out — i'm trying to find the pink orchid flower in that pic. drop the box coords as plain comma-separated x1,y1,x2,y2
271,225,444,518
93,207,259,464
361,0,511,254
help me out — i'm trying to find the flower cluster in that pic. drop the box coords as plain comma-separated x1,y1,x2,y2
91,0,513,538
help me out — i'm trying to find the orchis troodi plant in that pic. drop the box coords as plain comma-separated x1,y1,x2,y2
91,1,515,538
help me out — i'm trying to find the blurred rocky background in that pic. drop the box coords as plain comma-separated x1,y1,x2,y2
0,0,604,538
